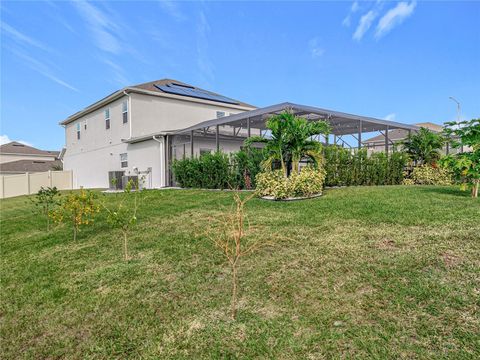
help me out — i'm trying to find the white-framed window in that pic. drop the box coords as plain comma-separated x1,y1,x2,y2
216,111,226,118
76,123,81,140
105,108,110,129
120,153,128,168
122,100,128,124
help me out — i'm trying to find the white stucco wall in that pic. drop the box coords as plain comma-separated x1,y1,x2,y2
63,96,131,188
130,93,249,137
127,139,164,188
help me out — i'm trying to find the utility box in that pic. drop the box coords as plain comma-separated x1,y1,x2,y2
108,171,124,190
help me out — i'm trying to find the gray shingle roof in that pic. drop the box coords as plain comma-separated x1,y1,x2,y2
0,159,63,173
0,142,59,157
363,122,443,144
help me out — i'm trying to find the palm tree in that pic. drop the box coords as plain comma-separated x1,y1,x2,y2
285,114,330,174
245,110,330,176
402,127,445,165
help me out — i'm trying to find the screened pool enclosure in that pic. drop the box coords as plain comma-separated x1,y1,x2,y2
160,102,420,186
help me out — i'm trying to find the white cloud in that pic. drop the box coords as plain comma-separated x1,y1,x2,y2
353,10,378,41
0,135,33,146
384,113,396,121
9,48,79,92
308,38,325,58
158,0,186,22
375,1,417,39
73,0,122,54
0,21,51,52
196,11,214,86
342,1,360,27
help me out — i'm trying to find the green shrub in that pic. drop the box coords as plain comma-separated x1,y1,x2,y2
230,148,264,189
171,149,263,190
403,165,453,185
255,166,326,199
323,147,407,186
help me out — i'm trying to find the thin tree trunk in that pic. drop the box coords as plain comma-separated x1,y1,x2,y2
231,261,238,320
73,226,77,241
472,180,479,198
123,230,129,261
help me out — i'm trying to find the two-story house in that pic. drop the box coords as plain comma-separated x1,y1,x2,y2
60,79,256,189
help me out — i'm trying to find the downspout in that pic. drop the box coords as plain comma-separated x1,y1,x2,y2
123,90,132,139
152,136,164,187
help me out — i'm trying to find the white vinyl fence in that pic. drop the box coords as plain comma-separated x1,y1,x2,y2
0,170,73,199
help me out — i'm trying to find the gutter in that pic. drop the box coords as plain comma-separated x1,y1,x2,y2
152,135,165,187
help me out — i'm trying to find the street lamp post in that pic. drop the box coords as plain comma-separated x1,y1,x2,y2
449,96,461,123
449,96,463,152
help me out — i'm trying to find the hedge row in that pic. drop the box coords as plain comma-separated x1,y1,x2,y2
171,149,263,190
323,146,408,186
171,146,409,190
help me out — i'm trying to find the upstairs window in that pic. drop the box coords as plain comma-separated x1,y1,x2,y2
76,123,81,140
216,111,226,118
105,108,110,129
120,153,128,168
122,100,128,124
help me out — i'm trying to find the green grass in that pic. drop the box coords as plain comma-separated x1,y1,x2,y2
1,186,479,359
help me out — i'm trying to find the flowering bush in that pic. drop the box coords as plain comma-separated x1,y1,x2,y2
50,189,100,241
255,166,326,199
402,165,452,186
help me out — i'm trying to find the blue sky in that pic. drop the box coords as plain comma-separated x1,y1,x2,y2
1,0,479,150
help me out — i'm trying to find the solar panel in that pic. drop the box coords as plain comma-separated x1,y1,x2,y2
154,83,240,105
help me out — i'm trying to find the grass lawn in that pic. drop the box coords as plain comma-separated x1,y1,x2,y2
1,186,479,359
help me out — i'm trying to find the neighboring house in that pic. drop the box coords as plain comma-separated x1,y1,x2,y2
60,79,256,189
0,141,59,164
0,159,63,175
0,142,61,175
362,122,452,153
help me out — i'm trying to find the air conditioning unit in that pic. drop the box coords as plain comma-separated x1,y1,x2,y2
122,175,139,190
108,171,124,190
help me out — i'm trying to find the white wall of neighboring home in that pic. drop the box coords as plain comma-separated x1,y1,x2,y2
0,154,57,164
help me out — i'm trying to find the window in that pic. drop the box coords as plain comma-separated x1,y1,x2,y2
122,100,128,124
76,123,81,140
200,148,212,155
105,108,110,129
120,153,128,168
216,111,226,118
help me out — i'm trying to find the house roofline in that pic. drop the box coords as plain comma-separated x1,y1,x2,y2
59,87,256,126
